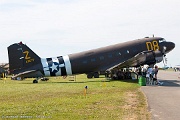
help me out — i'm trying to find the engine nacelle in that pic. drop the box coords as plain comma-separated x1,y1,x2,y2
145,50,163,65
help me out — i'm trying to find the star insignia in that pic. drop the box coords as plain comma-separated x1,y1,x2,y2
50,62,59,73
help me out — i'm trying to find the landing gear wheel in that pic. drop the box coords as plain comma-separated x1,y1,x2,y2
87,73,93,78
33,79,38,83
94,72,99,78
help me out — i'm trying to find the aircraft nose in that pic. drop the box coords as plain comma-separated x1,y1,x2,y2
171,42,175,49
165,41,175,53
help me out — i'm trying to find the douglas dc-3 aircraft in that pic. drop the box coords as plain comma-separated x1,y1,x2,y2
8,37,175,83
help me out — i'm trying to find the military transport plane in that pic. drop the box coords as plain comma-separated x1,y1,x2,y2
8,37,175,83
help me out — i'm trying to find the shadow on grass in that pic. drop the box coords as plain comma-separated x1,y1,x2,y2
50,80,112,84
19,80,111,84
19,81,85,84
110,78,138,84
19,78,138,84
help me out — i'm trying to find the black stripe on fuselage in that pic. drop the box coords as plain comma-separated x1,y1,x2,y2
46,58,56,76
57,56,67,76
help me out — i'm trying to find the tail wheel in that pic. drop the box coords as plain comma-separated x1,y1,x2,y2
33,79,38,83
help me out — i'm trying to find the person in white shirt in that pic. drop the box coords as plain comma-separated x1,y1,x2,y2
146,65,154,85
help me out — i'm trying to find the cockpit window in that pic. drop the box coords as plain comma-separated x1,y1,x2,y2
159,38,166,43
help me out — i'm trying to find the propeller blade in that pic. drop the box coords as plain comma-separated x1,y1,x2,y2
165,57,167,64
163,56,165,65
162,55,168,67
162,46,167,55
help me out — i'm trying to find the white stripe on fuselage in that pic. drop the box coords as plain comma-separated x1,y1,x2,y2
41,58,50,76
63,55,72,75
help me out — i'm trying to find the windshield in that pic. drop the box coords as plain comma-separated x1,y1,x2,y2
159,38,166,43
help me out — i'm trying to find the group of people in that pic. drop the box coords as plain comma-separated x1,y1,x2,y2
145,65,162,85
108,68,131,80
107,65,163,85
174,67,180,72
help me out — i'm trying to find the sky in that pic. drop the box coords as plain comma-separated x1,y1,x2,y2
0,0,180,67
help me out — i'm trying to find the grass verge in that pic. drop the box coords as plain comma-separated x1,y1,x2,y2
0,74,150,120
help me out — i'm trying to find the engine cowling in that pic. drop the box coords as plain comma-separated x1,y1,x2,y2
106,50,164,71
145,50,163,65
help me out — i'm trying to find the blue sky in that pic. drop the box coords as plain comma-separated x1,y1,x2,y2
0,0,180,67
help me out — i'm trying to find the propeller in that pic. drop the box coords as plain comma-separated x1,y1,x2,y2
162,46,167,66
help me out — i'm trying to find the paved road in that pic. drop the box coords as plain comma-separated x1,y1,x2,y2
141,70,180,120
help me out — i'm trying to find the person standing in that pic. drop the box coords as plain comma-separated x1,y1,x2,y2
154,65,158,80
146,65,153,84
141,66,147,76
154,65,163,85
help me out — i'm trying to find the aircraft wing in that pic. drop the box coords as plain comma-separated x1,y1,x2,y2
12,70,43,80
107,50,163,71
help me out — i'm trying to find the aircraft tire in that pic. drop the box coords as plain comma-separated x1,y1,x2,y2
87,73,93,78
94,72,99,78
33,80,38,83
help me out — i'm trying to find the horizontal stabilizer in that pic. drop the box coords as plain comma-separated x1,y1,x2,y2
12,70,43,79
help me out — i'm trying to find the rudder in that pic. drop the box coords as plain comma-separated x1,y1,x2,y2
8,42,41,74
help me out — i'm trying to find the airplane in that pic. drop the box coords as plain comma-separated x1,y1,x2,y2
8,37,175,83
162,66,170,70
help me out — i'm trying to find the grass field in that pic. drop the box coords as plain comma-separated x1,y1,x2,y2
0,75,150,120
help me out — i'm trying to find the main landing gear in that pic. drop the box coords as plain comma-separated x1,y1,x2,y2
33,77,49,83
33,78,39,83
87,72,99,78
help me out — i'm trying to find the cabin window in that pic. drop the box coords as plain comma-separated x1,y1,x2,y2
116,52,121,56
82,60,87,64
133,49,137,53
133,49,137,52
100,56,104,60
91,58,96,62
127,50,129,53
108,54,112,58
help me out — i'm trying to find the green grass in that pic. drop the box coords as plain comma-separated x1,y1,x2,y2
0,75,150,120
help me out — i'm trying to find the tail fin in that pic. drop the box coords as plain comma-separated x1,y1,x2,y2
8,42,41,73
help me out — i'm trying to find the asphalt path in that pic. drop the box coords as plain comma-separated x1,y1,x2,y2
141,70,180,120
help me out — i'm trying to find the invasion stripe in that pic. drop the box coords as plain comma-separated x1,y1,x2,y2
41,58,50,76
46,58,56,76
58,56,66,76
63,55,72,75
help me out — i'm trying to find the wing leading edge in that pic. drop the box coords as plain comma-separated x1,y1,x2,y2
107,50,163,71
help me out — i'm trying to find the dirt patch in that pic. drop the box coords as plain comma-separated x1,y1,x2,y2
122,90,150,120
